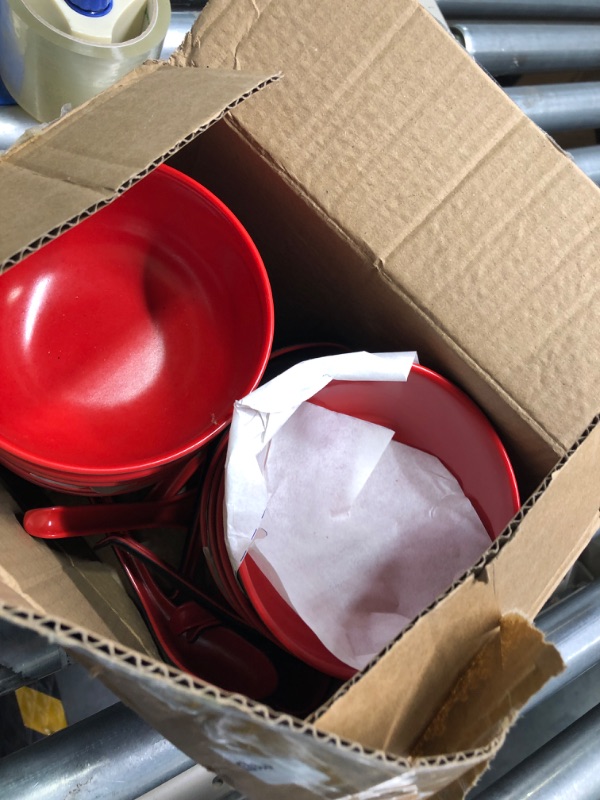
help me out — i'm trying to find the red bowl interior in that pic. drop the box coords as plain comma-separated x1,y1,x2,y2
238,364,521,678
0,165,273,486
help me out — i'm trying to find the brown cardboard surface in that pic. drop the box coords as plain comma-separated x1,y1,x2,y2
411,614,564,757
170,113,559,494
0,482,158,655
179,0,600,454
0,0,598,797
490,417,600,619
312,418,600,755
0,603,507,799
0,63,278,273
0,600,560,799
312,573,502,756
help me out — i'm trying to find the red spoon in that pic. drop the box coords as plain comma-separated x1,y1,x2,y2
111,542,279,700
23,492,195,539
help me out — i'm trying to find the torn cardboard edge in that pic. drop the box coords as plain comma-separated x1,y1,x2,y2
0,63,280,274
308,412,600,727
0,409,586,773
0,602,562,800
0,417,595,768
0,602,506,771
0,419,591,781
411,613,565,757
0,419,592,794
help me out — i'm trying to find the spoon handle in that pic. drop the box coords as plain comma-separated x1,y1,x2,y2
23,492,195,539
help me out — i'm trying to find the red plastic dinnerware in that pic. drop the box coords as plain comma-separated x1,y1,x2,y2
0,164,273,495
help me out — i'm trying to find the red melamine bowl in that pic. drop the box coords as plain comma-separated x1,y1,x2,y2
238,363,521,678
0,164,274,494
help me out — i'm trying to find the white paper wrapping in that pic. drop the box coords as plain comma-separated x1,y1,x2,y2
224,351,490,670
224,351,418,567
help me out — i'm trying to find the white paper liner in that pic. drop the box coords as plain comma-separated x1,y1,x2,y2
224,351,490,670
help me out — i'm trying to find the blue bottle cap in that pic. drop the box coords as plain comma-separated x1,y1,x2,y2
64,0,113,16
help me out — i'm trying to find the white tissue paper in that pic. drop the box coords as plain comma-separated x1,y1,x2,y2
224,351,491,671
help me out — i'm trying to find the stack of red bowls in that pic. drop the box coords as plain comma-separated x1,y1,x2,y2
0,165,274,495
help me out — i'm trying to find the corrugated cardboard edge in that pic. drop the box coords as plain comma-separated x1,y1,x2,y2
484,419,600,618
411,613,564,799
0,63,280,273
413,614,565,756
0,601,505,799
171,8,577,469
0,479,158,656
311,416,600,754
176,0,600,456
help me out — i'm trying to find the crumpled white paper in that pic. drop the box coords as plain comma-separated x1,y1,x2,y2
224,351,491,670
224,351,418,567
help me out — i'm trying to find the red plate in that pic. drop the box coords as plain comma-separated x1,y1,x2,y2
237,364,520,678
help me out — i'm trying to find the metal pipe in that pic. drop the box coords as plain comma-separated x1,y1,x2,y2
0,620,70,696
138,766,242,800
0,103,38,151
159,10,200,60
451,22,600,75
438,0,600,20
568,145,600,185
468,579,600,796
0,701,195,799
505,82,600,132
526,579,600,711
477,702,600,799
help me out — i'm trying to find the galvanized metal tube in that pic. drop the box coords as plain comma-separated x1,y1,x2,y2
526,579,600,711
159,10,199,59
438,0,600,20
451,22,600,75
505,82,600,132
0,701,195,799
568,145,600,184
0,103,38,151
0,620,70,696
477,702,600,799
138,766,242,800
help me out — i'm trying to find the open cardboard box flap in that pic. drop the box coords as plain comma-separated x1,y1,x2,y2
1,0,600,797
174,0,600,471
0,62,278,272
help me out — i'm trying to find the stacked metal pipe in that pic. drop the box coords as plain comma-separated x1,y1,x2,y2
437,1,600,21
441,3,600,183
0,570,599,798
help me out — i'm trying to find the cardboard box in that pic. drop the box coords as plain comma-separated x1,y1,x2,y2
1,0,599,797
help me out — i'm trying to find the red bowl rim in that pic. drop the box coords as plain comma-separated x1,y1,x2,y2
0,164,275,480
406,363,521,529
